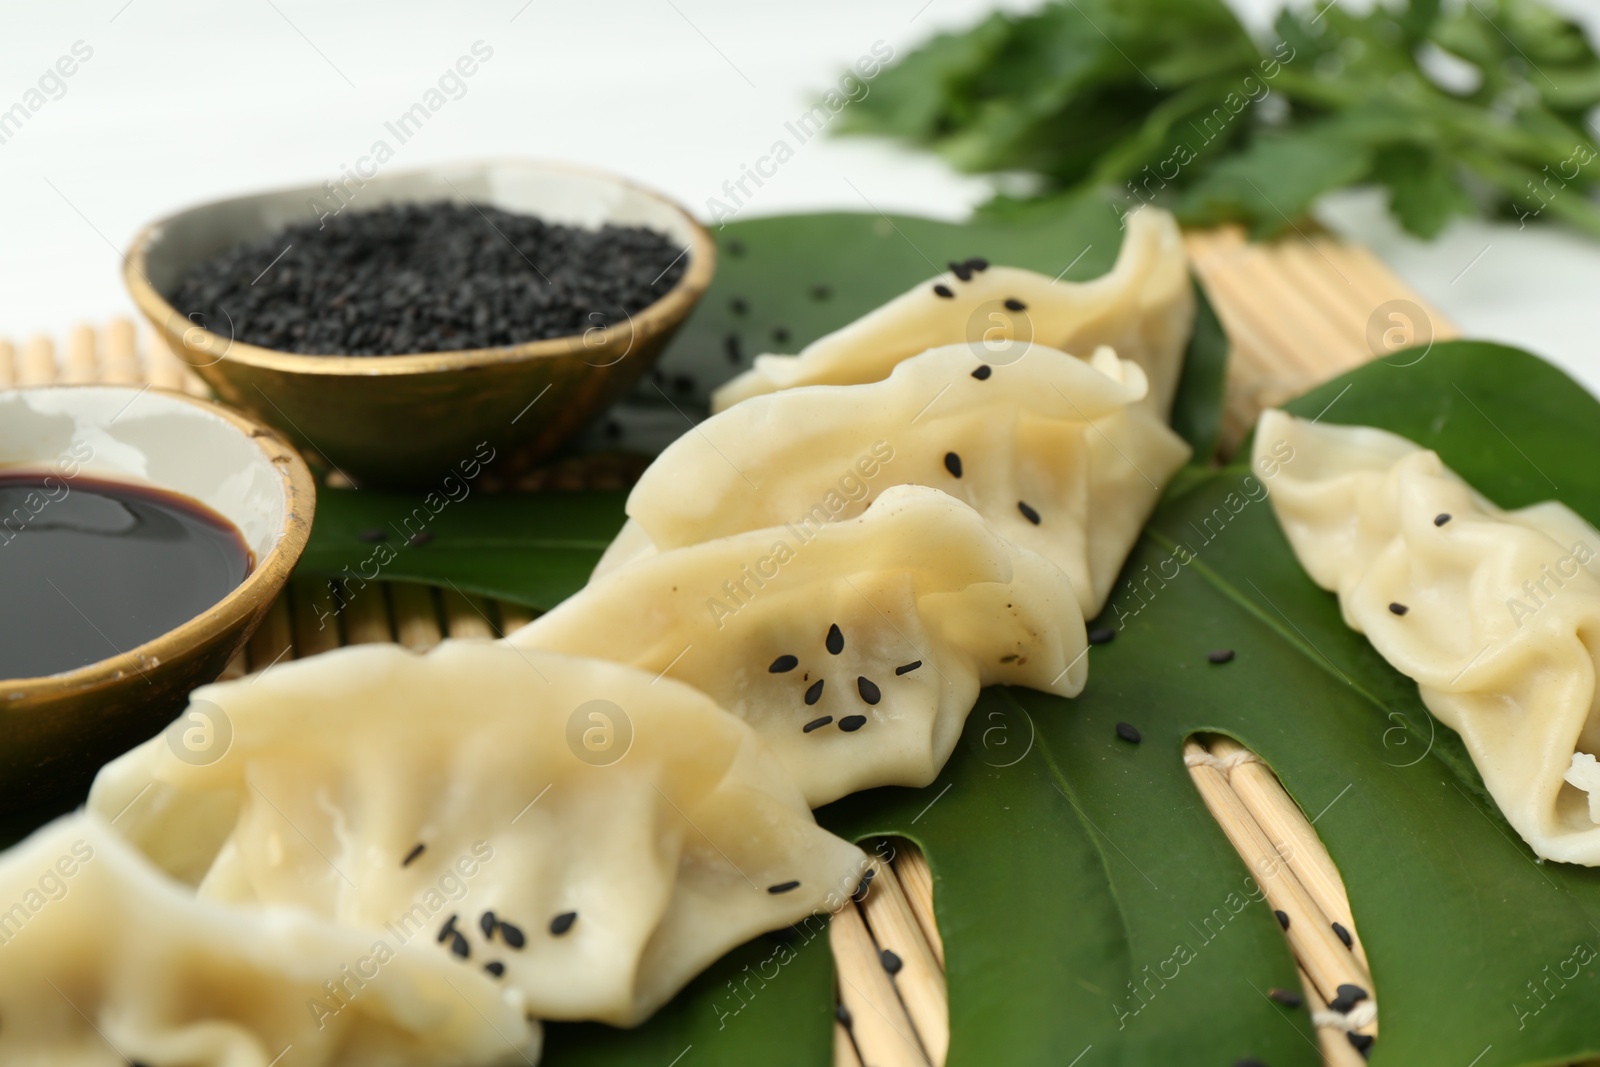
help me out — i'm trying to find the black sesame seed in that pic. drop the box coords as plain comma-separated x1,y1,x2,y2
1389,602,1408,616
401,842,426,867
729,296,748,316
408,531,434,546
449,931,470,958
727,238,747,257
1267,987,1303,1007
769,654,799,673
965,257,989,272
839,714,868,732
1330,983,1369,1012
948,260,973,282
836,1002,853,1027
1018,501,1041,525
803,715,834,733
1435,513,1451,526
479,911,497,939
1331,921,1353,948
1275,909,1290,930
359,528,388,543
895,661,922,675
1347,1031,1374,1055
1209,649,1235,664
498,921,526,949
772,326,790,343
933,283,955,299
826,623,844,655
944,451,963,478
971,364,992,380
857,677,882,705
550,911,578,936
1088,627,1115,645
1115,722,1141,744
852,868,876,902
437,914,460,943
767,880,801,894
810,284,832,301
1003,297,1027,312
880,949,903,975
805,679,826,705
724,333,743,363
484,960,506,978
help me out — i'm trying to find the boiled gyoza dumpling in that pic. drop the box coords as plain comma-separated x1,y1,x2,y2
0,811,538,1067
1256,409,1600,864
88,642,867,1026
512,485,1087,807
595,342,1189,616
711,206,1193,417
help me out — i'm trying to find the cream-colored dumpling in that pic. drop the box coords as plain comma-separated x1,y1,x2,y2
1256,409,1600,864
513,485,1087,807
88,642,867,1026
0,812,538,1067
596,342,1189,616
711,206,1193,417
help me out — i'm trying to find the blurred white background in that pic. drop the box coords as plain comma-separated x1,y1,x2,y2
0,0,1596,384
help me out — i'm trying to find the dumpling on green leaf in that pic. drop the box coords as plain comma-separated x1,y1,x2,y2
596,342,1189,617
711,206,1193,417
0,811,539,1067
1256,409,1600,865
88,641,867,1026
511,485,1087,807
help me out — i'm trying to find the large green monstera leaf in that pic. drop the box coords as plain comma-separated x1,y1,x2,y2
298,201,1600,1066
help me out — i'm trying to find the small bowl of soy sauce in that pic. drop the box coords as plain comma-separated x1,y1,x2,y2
0,385,315,819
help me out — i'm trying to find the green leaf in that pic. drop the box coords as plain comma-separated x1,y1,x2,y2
1372,143,1478,238
297,489,627,610
1177,123,1376,237
540,926,836,1067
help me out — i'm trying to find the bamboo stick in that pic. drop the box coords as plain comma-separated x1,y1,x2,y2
245,592,294,675
441,587,496,639
290,576,342,658
218,647,248,682
858,856,948,1065
1184,740,1371,1005
342,583,395,644
829,901,931,1067
19,335,56,385
1209,737,1372,977
63,324,97,382
391,582,444,651
834,1018,864,1067
495,599,536,636
0,338,14,387
1300,966,1375,1064
145,327,188,391
103,318,142,383
893,844,945,970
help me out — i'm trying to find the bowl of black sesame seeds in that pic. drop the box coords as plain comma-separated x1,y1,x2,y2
124,160,714,487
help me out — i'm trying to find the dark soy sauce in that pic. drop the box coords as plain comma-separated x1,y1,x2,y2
0,473,254,680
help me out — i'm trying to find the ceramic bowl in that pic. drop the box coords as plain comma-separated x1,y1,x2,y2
123,159,715,487
0,385,315,818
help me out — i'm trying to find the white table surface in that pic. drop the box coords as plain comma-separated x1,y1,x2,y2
1,0,1596,389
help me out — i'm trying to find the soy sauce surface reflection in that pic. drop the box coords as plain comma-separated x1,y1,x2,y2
0,473,254,680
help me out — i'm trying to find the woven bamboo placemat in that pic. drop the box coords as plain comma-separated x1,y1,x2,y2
0,227,1466,1065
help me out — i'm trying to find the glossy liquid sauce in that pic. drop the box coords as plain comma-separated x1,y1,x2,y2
0,473,254,680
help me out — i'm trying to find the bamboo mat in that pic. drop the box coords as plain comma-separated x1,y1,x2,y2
0,229,1461,1065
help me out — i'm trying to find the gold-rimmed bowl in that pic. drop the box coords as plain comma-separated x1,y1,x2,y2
124,159,716,487
0,384,315,817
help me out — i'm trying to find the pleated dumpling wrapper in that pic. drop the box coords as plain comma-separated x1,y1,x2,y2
595,342,1190,616
511,484,1088,807
1256,409,1600,864
0,811,538,1067
711,205,1193,417
88,642,868,1026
